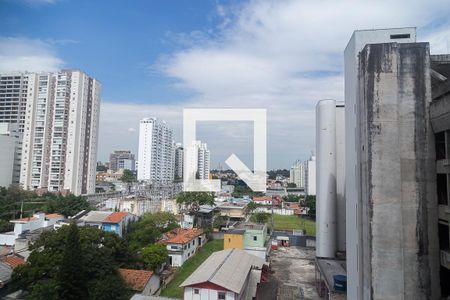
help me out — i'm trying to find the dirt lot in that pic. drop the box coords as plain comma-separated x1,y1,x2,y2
269,247,320,300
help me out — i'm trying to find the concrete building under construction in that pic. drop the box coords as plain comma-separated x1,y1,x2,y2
315,28,450,299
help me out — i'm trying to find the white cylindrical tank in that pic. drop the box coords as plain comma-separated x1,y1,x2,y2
316,99,337,258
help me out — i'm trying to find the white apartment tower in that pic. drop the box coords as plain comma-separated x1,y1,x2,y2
304,155,316,196
138,118,174,182
18,70,101,195
289,160,305,188
185,141,210,180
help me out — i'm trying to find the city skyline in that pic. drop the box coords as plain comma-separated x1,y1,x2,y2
2,0,450,168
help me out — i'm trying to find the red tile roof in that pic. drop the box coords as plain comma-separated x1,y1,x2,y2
253,196,272,201
104,212,128,223
158,228,203,245
118,268,153,291
45,213,64,219
2,255,25,268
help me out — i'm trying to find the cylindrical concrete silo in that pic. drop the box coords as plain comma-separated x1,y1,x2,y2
316,99,337,258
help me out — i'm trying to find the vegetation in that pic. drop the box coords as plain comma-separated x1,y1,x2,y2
287,182,297,188
96,165,107,172
212,214,229,229
231,184,263,198
304,195,316,218
176,192,214,226
252,212,270,224
0,187,91,232
160,239,224,298
271,215,316,235
120,169,136,183
267,169,289,179
126,212,179,251
282,194,301,202
244,201,259,216
142,244,168,270
58,224,87,300
12,225,135,300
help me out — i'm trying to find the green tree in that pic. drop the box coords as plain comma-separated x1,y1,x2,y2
287,182,297,188
126,212,179,251
59,224,87,300
245,201,259,216
96,165,107,172
120,169,136,183
282,194,301,203
305,195,316,218
142,244,168,270
253,212,269,224
43,193,91,217
212,214,229,229
12,226,132,300
176,192,214,226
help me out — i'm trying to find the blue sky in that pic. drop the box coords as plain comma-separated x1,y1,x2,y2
0,0,224,103
1,0,450,169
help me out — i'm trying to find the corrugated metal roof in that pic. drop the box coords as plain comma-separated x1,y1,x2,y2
81,211,112,223
180,248,264,293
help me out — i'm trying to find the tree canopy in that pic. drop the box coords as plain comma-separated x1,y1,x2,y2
304,195,316,218
282,194,302,203
253,212,270,224
176,192,214,214
12,225,135,300
0,187,91,233
120,169,136,183
126,212,179,251
142,244,168,270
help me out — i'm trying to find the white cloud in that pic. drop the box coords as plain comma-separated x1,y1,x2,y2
99,0,450,168
0,37,64,72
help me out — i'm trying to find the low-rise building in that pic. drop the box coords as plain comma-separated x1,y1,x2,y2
102,212,136,237
0,213,64,246
74,211,137,237
216,201,248,220
224,223,268,260
223,229,245,249
181,248,265,300
252,196,273,206
158,228,206,267
119,268,160,296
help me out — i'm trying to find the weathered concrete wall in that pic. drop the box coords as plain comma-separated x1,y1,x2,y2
358,42,440,299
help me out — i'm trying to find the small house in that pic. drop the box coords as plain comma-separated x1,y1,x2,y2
158,228,206,267
119,268,160,296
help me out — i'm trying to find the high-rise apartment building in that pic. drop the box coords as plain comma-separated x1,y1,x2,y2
185,141,210,180
174,143,184,181
289,160,305,188
0,123,21,187
0,74,33,184
304,155,316,196
16,70,101,195
137,118,174,182
109,150,135,171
